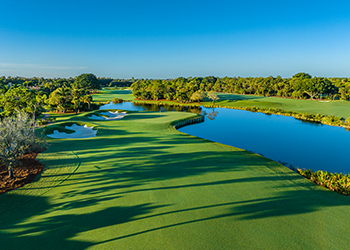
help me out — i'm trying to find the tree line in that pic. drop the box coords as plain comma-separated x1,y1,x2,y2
131,73,350,103
0,73,101,119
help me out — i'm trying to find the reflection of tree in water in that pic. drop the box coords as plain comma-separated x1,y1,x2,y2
134,103,202,114
204,108,219,121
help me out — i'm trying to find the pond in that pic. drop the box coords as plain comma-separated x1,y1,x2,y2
100,101,350,174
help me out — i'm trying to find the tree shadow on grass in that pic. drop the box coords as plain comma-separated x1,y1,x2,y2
46,149,264,196
88,188,350,247
2,164,350,248
0,193,164,249
122,113,166,121
216,93,266,101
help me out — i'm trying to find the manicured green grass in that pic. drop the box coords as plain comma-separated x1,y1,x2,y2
1,110,350,249
205,93,350,118
95,89,350,118
93,88,134,102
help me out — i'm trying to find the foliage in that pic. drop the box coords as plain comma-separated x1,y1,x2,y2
0,86,33,116
81,95,93,110
298,168,350,195
72,73,101,91
207,91,219,104
131,73,344,102
0,113,47,178
0,86,48,127
293,77,337,99
48,87,73,113
190,91,205,102
112,98,123,104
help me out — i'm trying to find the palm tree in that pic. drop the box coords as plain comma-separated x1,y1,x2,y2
82,95,93,110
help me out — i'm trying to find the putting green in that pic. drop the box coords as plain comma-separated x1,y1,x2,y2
0,111,349,249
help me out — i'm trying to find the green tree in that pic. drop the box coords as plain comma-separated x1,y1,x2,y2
73,73,101,91
190,91,205,102
292,72,312,79
82,95,93,110
71,89,85,114
48,87,72,113
27,92,48,132
207,91,219,105
294,77,337,99
0,86,32,116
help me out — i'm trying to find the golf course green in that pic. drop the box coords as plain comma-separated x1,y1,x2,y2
0,109,350,249
94,88,350,118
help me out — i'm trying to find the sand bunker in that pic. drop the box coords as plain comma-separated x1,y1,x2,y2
89,111,128,121
47,124,97,139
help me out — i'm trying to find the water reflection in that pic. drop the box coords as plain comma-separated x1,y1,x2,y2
205,108,219,121
100,101,203,114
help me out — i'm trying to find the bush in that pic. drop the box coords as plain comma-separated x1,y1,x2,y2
112,98,123,104
0,112,47,178
297,168,350,195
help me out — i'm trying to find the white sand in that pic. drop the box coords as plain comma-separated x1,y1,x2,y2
89,111,128,120
47,124,97,139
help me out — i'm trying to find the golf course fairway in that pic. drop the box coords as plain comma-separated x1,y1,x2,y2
0,110,349,249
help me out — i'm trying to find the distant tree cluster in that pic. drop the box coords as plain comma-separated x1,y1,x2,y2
98,77,135,87
0,73,101,117
131,73,348,102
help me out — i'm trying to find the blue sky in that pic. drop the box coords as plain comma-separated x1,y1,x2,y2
1,0,350,78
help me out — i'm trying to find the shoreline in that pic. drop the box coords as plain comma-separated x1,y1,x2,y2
125,99,350,130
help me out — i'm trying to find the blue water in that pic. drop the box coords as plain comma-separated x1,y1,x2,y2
100,102,350,173
100,101,147,111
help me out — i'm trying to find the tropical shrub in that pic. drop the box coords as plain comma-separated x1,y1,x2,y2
297,168,350,195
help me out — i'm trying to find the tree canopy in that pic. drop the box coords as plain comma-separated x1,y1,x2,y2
72,73,101,91
131,73,341,102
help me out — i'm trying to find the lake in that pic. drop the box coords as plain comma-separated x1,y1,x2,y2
100,101,350,174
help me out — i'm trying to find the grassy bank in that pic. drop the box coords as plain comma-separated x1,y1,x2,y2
0,110,350,249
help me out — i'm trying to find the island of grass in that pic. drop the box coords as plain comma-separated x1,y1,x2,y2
0,110,350,249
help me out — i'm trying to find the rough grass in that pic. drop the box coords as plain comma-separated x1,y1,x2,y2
0,110,350,249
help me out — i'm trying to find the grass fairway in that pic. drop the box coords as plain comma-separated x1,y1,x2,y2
205,93,350,118
93,88,135,102
95,88,350,118
1,110,350,249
